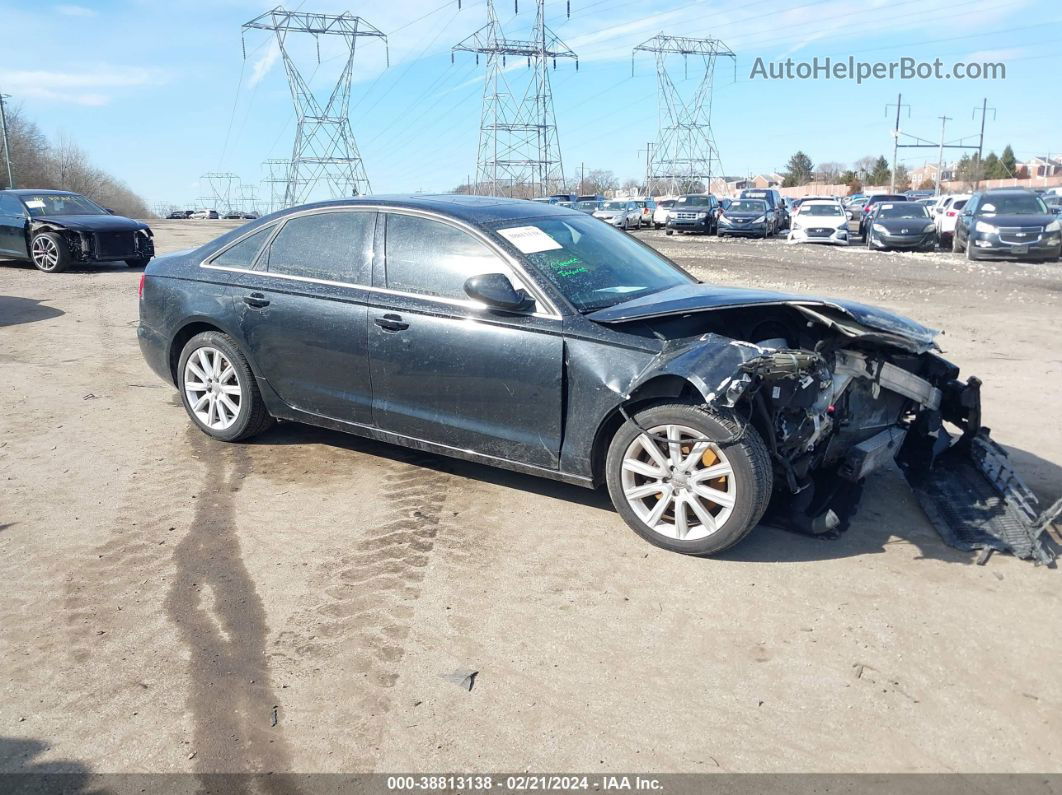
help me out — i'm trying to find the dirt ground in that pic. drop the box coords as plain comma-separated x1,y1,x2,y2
1,219,1060,776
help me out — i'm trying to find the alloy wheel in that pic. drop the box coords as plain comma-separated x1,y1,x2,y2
183,346,242,431
620,424,737,541
31,236,60,271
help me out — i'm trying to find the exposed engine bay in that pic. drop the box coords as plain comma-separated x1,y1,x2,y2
618,301,1060,564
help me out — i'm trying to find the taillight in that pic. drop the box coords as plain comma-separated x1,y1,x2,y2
947,210,956,217
138,273,146,299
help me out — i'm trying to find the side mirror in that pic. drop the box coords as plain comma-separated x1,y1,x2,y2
464,273,533,312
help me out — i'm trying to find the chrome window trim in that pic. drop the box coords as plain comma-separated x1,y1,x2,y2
205,220,281,270
199,204,562,320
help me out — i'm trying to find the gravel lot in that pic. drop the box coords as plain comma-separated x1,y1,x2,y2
2,219,1060,776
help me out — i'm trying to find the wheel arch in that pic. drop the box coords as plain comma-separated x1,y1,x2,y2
167,319,258,386
589,375,705,487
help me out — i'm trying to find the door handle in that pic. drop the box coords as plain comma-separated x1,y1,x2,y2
374,313,409,332
243,292,270,308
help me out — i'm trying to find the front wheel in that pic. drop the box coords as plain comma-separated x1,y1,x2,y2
605,403,773,556
965,237,980,261
177,331,274,442
951,231,963,253
665,229,674,236
30,232,71,273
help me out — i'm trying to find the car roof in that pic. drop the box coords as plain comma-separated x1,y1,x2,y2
981,188,1039,195
1,188,81,195
287,193,577,225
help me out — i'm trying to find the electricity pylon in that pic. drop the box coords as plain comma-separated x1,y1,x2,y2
633,34,735,196
243,7,388,204
453,0,577,198
262,159,291,214
201,172,242,215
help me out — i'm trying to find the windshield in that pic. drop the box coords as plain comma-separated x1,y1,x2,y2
656,200,674,209
727,200,766,213
495,215,693,312
602,201,629,211
576,201,600,210
801,204,844,217
677,196,712,207
877,204,928,219
978,194,1048,214
20,193,107,217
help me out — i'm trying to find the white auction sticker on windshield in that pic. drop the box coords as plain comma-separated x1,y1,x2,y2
25,200,45,208
498,226,563,254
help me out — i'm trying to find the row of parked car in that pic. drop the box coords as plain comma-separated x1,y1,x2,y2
552,186,1061,261
165,209,260,220
555,189,795,239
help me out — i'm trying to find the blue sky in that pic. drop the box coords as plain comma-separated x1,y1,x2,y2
1,0,1059,207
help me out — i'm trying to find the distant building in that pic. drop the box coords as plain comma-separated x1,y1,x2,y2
1017,156,1062,178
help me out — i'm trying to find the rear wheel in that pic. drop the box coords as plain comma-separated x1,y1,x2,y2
30,232,71,273
605,403,772,556
177,331,274,442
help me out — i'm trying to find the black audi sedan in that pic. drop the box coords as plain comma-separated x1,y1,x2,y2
864,201,937,252
136,195,1039,559
0,189,154,272
951,189,1062,262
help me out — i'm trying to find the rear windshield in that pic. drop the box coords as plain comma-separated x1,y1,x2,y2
868,195,907,204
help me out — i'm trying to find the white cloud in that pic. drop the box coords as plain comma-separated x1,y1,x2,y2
0,67,156,106
248,39,281,87
56,4,96,16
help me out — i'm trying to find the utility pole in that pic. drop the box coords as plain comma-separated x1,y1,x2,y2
580,162,585,195
934,116,951,197
972,98,996,189
638,142,654,196
885,93,909,192
453,0,577,198
0,91,13,189
633,34,735,196
243,8,388,203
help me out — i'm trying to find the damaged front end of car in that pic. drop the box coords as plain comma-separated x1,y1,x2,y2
595,288,1060,564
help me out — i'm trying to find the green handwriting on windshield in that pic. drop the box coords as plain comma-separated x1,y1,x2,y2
544,255,590,278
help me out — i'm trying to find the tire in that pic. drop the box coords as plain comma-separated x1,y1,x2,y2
605,403,773,557
177,331,274,442
665,229,674,236
965,237,980,261
951,231,962,253
125,257,151,268
654,223,662,230
29,232,72,273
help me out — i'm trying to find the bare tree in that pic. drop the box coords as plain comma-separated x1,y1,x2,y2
815,161,845,183
3,105,152,217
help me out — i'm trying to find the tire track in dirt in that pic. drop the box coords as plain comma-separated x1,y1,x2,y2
163,429,296,784
270,447,459,769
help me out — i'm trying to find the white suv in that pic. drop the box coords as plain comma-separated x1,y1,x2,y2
933,194,971,244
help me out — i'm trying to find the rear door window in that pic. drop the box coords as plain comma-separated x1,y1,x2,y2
211,224,276,269
384,213,516,301
264,211,374,285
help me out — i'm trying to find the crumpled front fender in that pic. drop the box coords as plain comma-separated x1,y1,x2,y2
624,334,768,403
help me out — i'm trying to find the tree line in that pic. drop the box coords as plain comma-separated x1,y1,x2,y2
782,145,1026,194
1,105,152,218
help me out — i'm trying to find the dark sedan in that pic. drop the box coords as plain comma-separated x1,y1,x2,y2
952,189,1062,262
0,189,154,272
717,198,774,238
136,195,1052,561
865,202,937,252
